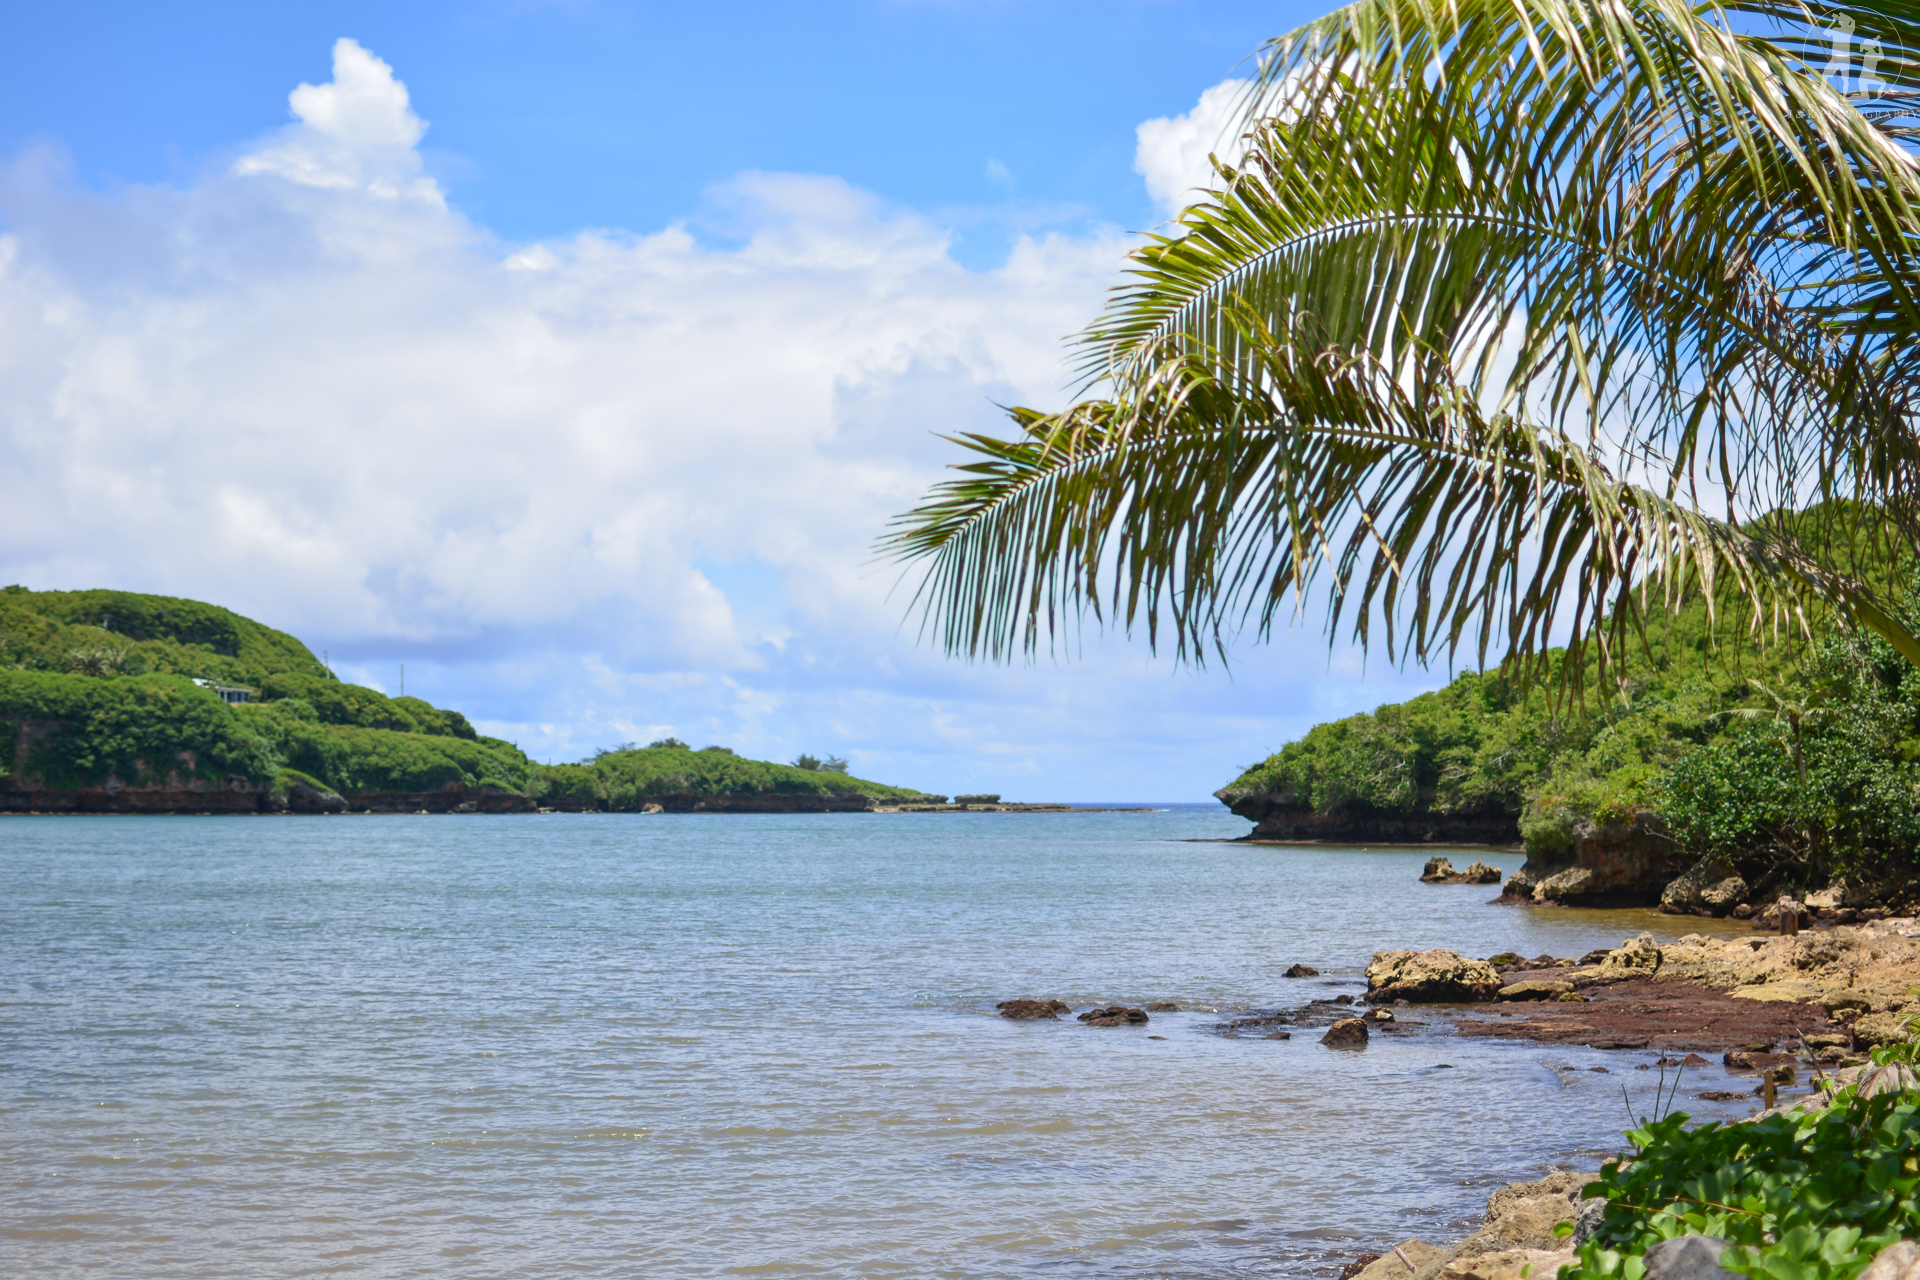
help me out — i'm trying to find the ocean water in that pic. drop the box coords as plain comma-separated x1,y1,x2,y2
1,810,1764,1279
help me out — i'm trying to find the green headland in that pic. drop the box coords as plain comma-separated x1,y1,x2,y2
0,586,930,814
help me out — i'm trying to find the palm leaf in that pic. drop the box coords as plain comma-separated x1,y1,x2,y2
885,0,1920,677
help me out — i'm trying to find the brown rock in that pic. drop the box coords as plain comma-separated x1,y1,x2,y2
1722,1050,1798,1076
1338,1254,1383,1280
1498,979,1573,1002
1422,857,1503,885
1321,1017,1370,1048
996,999,1068,1020
1143,1000,1180,1011
1264,1030,1292,1040
1283,963,1320,977
1660,855,1749,917
1076,1005,1149,1027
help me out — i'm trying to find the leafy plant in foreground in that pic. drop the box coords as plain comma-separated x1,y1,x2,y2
1568,1047,1920,1280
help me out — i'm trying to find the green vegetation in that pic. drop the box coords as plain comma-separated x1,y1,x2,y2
1567,1041,1920,1280
1,587,928,806
1221,577,1920,886
539,744,924,809
0,586,517,797
0,585,328,687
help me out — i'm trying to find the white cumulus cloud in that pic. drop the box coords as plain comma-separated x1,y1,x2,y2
234,38,439,203
1133,79,1251,214
0,43,1443,796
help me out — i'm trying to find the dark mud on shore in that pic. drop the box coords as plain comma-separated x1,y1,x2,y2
1457,972,1835,1052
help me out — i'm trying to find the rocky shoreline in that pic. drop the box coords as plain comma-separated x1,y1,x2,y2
1332,923,1920,1280
2,782,1142,817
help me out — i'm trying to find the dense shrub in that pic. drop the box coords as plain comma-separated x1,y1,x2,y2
1223,569,1920,885
1568,1043,1920,1280
0,671,280,787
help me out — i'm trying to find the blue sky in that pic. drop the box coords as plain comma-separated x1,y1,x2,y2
0,0,1455,801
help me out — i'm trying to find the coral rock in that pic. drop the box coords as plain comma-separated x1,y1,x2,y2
1367,948,1504,1003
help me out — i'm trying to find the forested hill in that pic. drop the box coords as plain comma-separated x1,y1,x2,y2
0,587,928,813
1217,578,1920,899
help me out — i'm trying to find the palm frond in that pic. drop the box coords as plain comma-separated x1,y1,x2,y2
885,0,1920,677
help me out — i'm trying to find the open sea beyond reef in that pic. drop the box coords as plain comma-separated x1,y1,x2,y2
2,809,1770,1279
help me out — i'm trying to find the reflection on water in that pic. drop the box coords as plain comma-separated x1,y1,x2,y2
0,812,1777,1278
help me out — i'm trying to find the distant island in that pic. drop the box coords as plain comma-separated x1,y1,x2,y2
0,586,938,815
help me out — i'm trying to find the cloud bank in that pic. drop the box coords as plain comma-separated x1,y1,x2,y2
0,48,1439,796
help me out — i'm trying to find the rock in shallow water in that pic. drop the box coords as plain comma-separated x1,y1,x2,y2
1366,948,1503,1003
1320,1017,1369,1048
995,999,1068,1020
1420,857,1503,885
1283,963,1319,977
1077,1005,1149,1026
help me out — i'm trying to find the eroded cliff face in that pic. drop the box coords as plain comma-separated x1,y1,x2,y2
1495,810,1688,906
1,777,536,815
1215,786,1520,845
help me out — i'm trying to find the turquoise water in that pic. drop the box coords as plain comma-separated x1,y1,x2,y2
1,811,1759,1278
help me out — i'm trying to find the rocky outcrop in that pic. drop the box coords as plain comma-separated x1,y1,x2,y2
1366,949,1504,1003
996,999,1068,1020
1283,963,1320,977
1320,1017,1369,1047
1346,1172,1598,1280
1659,856,1749,916
1216,787,1519,845
1498,810,1687,907
1422,857,1503,885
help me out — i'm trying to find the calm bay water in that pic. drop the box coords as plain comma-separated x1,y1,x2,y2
1,810,1760,1278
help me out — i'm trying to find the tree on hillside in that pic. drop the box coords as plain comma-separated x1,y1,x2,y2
885,0,1920,686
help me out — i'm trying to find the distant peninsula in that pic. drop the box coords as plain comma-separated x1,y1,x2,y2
1215,562,1920,913
0,586,937,815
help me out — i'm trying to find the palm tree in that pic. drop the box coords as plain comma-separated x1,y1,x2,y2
884,0,1920,687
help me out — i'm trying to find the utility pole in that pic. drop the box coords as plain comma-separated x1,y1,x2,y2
400,664,405,697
